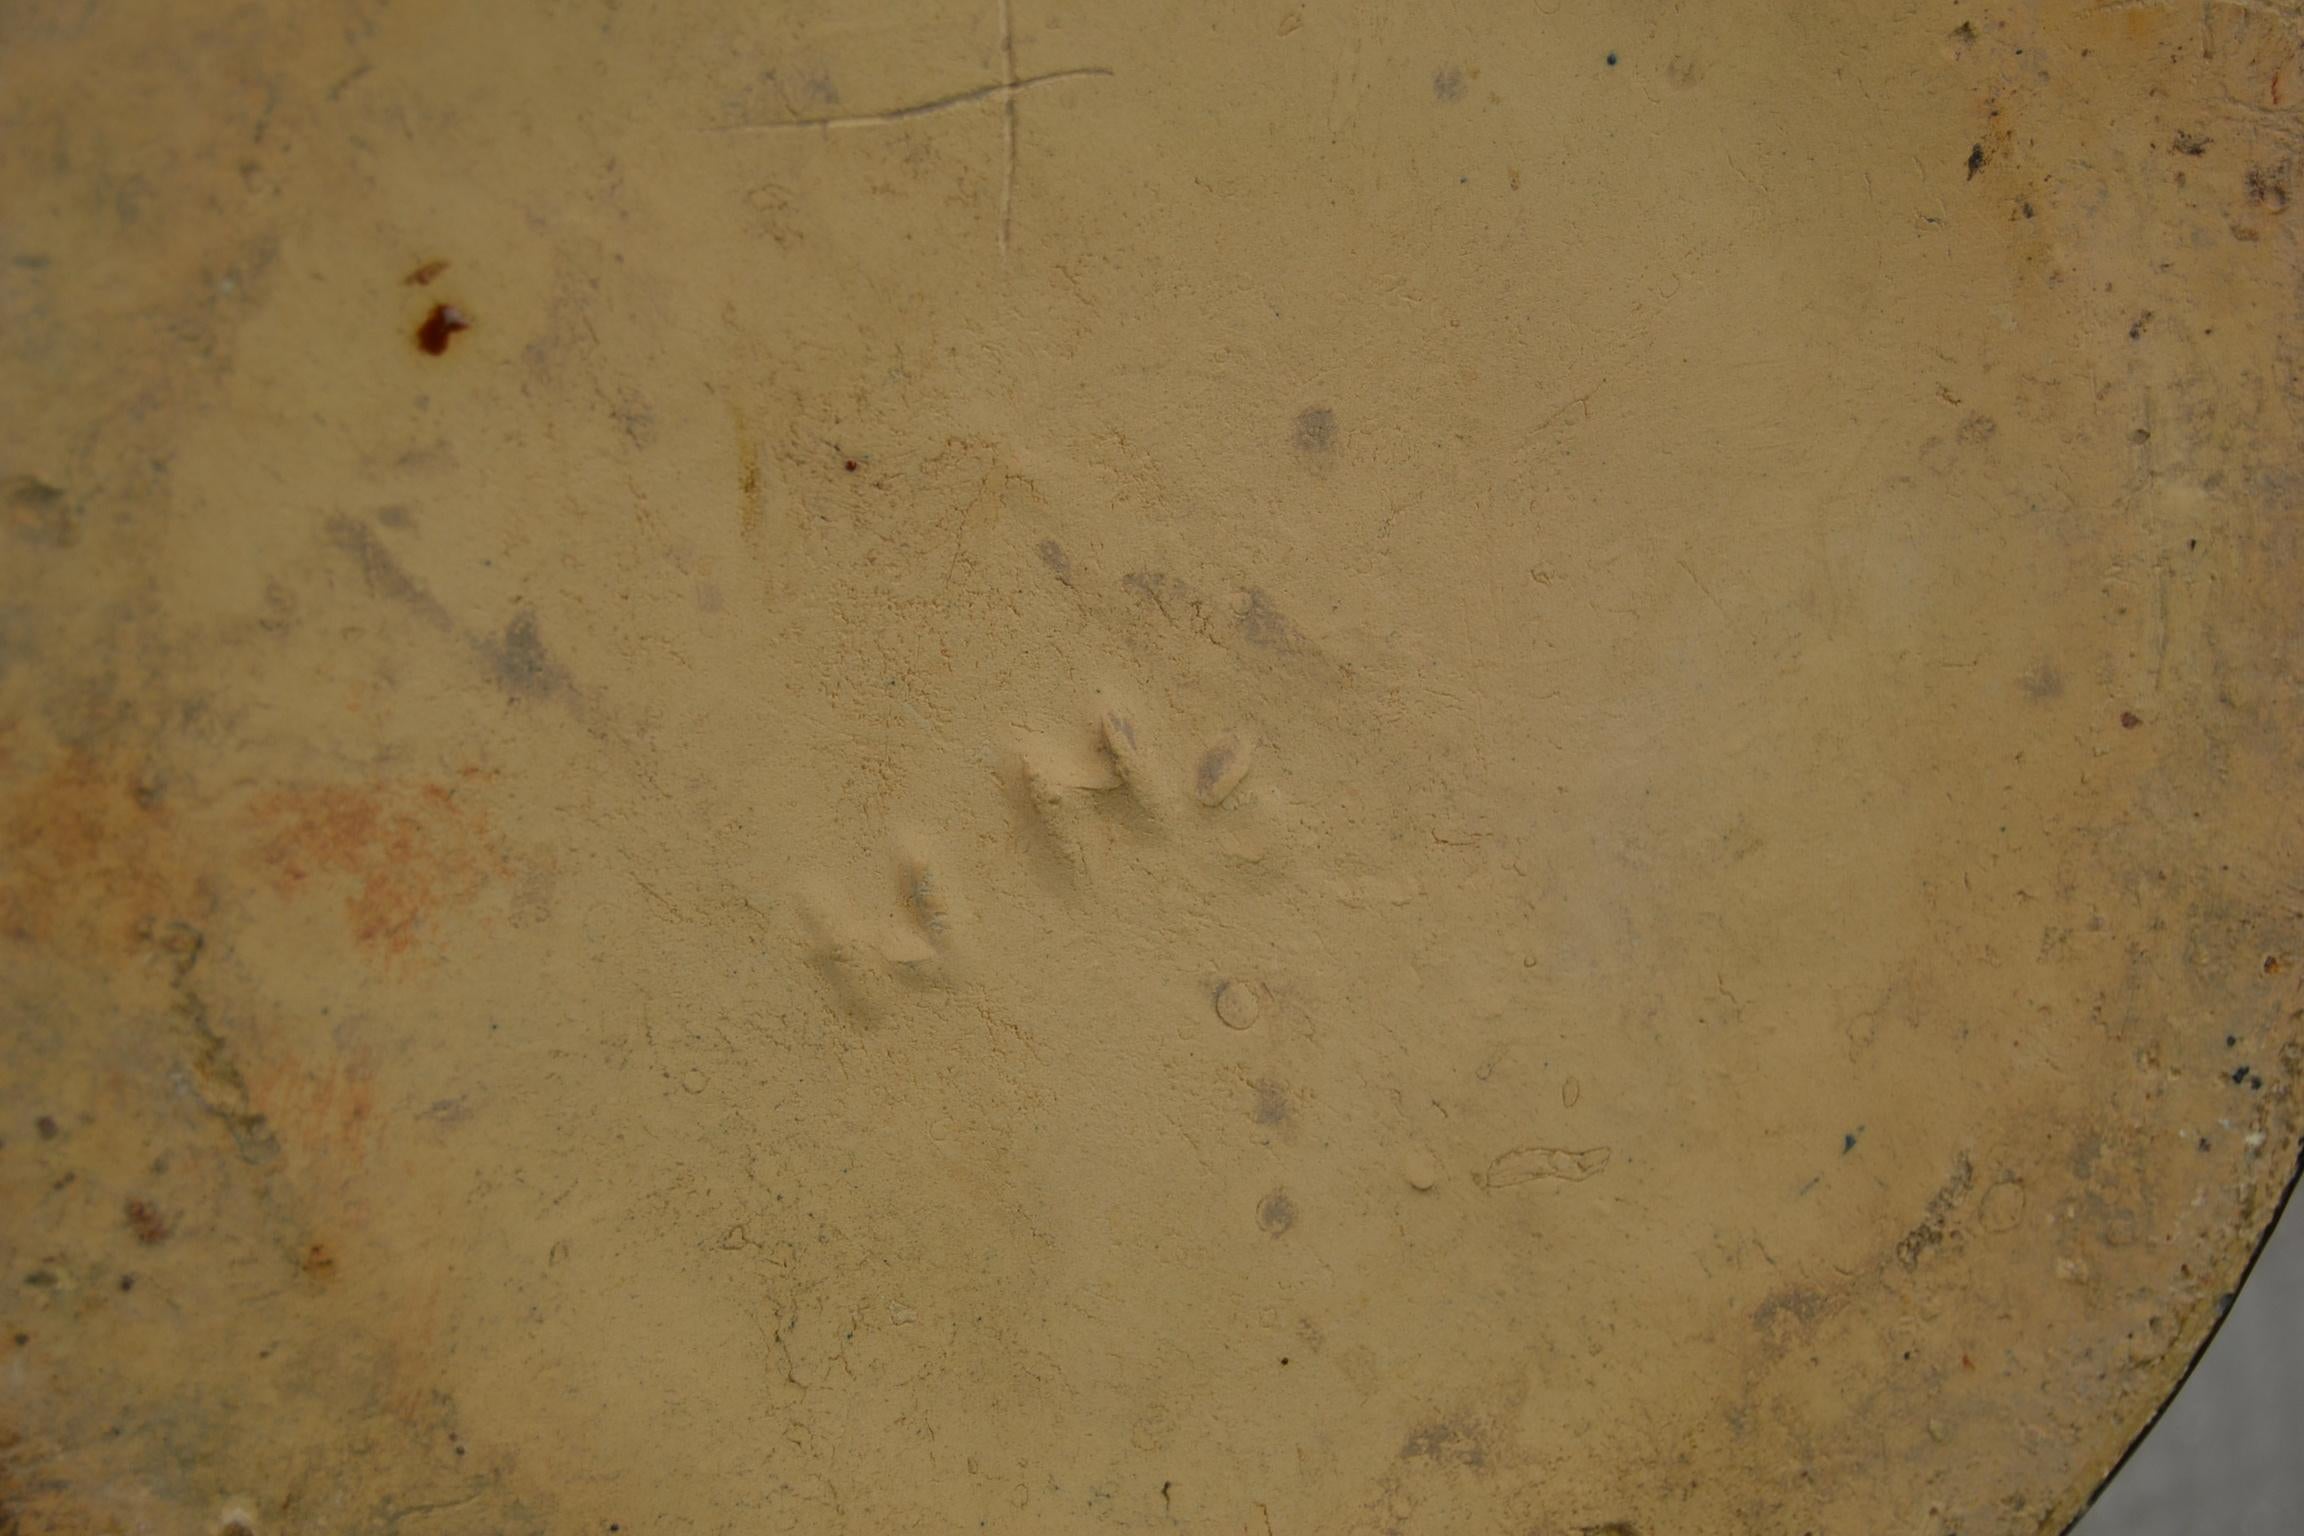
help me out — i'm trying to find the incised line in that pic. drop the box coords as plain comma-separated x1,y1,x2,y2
714,0,1111,261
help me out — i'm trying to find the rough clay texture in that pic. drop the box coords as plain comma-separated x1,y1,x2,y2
4,2,2304,1533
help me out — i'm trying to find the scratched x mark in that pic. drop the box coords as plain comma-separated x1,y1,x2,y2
718,0,1112,258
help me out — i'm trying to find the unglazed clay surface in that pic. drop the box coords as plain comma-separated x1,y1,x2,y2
4,3,2303,1533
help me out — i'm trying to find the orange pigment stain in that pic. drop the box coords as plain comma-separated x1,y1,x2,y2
0,740,198,958
250,1050,379,1168
249,773,507,959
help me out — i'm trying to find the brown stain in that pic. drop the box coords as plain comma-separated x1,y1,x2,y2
415,302,471,355
0,741,200,960
123,1196,171,1245
249,775,507,959
739,440,764,535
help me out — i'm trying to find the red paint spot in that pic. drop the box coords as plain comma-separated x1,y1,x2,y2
2119,710,2142,729
843,459,859,473
415,304,471,355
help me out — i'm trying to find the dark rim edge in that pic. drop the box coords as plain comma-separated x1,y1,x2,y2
2055,1124,2304,1534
